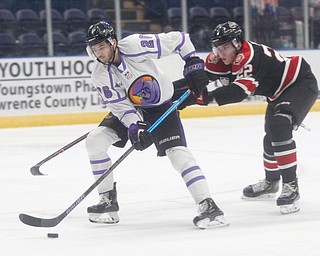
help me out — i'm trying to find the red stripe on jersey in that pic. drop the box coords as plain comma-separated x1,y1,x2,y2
275,151,297,167
233,78,258,93
264,160,278,170
231,40,254,74
269,56,301,101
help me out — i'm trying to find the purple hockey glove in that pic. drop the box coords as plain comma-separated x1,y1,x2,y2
183,56,209,97
128,121,154,151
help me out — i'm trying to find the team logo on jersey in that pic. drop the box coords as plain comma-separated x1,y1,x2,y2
115,81,123,88
128,75,160,105
220,77,230,86
234,53,245,65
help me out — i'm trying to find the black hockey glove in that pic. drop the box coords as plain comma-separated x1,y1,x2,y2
183,56,209,97
128,121,154,151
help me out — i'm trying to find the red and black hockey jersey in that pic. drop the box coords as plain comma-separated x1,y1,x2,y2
205,40,310,105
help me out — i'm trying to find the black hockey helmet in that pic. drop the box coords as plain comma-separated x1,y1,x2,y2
210,21,244,48
86,21,117,46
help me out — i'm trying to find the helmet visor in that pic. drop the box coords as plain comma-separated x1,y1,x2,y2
210,35,233,48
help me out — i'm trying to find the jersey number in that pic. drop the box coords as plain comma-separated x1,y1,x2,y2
237,64,253,78
140,40,154,48
261,44,286,62
96,86,112,99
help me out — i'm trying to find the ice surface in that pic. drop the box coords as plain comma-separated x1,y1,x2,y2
1,113,320,256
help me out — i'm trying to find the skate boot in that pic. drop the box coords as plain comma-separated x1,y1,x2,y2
242,179,280,200
87,182,119,224
193,198,229,229
277,178,300,214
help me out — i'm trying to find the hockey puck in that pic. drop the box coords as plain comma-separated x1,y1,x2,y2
47,233,59,238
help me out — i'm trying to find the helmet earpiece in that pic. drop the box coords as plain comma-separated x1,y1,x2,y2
231,38,239,48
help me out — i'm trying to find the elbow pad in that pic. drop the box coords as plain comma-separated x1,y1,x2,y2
210,85,247,106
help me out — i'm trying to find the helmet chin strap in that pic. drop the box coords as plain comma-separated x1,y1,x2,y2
231,38,240,55
233,38,244,56
109,43,116,64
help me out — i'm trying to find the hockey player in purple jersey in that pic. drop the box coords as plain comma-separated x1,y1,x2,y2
85,21,228,229
175,21,318,214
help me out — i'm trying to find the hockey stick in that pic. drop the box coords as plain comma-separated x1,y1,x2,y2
19,89,191,227
30,132,90,176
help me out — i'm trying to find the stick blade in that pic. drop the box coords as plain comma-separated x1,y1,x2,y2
19,213,59,227
30,165,46,176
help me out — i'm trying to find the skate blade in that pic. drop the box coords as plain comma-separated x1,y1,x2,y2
196,215,230,229
280,201,300,215
241,193,277,201
89,212,119,224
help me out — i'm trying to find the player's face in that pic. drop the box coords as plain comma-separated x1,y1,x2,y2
91,41,114,64
214,42,237,65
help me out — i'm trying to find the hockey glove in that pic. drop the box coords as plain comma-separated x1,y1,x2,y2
183,56,209,97
177,88,212,110
128,121,154,151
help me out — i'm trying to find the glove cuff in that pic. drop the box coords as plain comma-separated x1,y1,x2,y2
183,57,205,77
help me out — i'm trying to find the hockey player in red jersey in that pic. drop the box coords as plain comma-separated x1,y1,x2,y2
174,21,318,214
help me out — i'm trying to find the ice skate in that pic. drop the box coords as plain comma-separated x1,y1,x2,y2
87,183,119,224
277,179,300,214
242,179,280,200
193,198,229,229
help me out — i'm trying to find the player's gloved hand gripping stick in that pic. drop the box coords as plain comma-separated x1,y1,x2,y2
19,89,192,228
183,56,209,97
128,121,154,151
